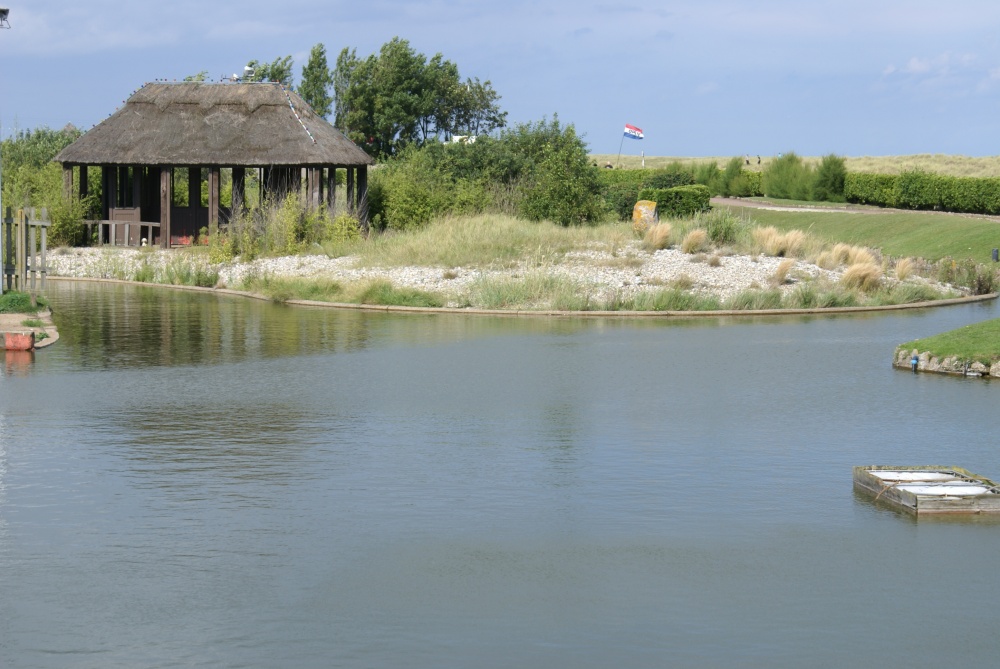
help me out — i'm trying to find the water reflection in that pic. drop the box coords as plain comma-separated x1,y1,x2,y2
1,350,33,377
3,280,1000,667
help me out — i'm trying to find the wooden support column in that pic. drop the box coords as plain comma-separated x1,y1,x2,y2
357,167,368,228
232,167,246,220
307,167,321,210
189,167,201,208
208,166,220,236
160,166,172,248
62,165,73,202
346,167,355,213
327,167,337,209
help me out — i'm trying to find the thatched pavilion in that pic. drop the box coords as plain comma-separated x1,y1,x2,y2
55,82,374,248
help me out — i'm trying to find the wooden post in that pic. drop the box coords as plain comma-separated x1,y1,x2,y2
208,166,220,237
357,167,368,229
160,166,172,248
232,167,246,221
63,165,73,202
327,167,337,210
307,167,321,210
346,167,355,214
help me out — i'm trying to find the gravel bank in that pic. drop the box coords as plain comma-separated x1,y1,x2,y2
45,244,950,308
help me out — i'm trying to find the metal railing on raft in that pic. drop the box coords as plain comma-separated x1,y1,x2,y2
1,206,50,297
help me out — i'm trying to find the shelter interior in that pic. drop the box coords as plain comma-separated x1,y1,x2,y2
62,163,368,248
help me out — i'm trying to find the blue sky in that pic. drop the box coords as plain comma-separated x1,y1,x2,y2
2,0,999,157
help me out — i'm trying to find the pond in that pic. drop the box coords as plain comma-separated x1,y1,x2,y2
2,281,999,668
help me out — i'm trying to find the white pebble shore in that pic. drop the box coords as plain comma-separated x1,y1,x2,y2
46,244,948,308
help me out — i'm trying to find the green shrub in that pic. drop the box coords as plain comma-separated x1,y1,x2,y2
0,291,39,313
720,157,744,197
694,162,724,195
699,209,747,245
812,154,847,202
645,164,695,189
844,173,899,206
844,171,1000,214
597,164,696,220
638,185,711,218
728,170,763,197
762,152,813,200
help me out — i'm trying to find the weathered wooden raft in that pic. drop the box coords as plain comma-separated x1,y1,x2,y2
854,465,1000,515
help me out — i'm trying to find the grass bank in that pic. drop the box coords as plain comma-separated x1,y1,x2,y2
898,319,1000,366
719,205,1000,263
0,291,47,314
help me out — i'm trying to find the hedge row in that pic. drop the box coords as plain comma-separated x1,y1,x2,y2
845,172,1000,214
638,185,712,218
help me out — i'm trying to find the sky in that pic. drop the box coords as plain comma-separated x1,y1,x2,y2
1,0,999,157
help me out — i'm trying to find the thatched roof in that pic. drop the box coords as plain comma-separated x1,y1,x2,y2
56,82,374,167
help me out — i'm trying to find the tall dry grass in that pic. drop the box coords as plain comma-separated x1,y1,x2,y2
771,259,796,285
894,257,916,281
681,229,708,254
840,263,883,292
643,223,673,250
751,226,807,257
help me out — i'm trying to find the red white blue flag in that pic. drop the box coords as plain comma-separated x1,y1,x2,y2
623,124,644,140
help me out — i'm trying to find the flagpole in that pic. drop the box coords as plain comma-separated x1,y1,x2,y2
616,134,625,168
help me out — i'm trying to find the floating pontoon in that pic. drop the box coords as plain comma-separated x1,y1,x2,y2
853,465,1000,515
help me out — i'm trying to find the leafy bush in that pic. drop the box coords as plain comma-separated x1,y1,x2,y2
638,185,711,218
728,170,763,197
812,154,847,202
844,173,899,206
844,171,1000,214
0,291,42,313
694,162,724,195
762,152,813,200
699,209,747,246
596,164,695,220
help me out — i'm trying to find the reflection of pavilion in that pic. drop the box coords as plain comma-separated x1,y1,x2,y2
55,82,374,247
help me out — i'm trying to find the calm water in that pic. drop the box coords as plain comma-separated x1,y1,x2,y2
2,281,1000,668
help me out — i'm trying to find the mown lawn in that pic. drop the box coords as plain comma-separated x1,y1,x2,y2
721,205,1000,263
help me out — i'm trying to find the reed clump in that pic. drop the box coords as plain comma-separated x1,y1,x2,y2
840,263,883,292
643,223,673,250
681,229,708,254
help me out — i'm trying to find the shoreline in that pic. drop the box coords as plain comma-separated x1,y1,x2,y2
47,275,997,319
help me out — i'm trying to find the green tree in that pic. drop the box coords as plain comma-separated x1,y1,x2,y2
453,78,507,136
333,47,359,131
335,37,507,158
340,37,426,158
299,44,334,117
246,55,294,85
512,116,603,225
183,71,210,82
